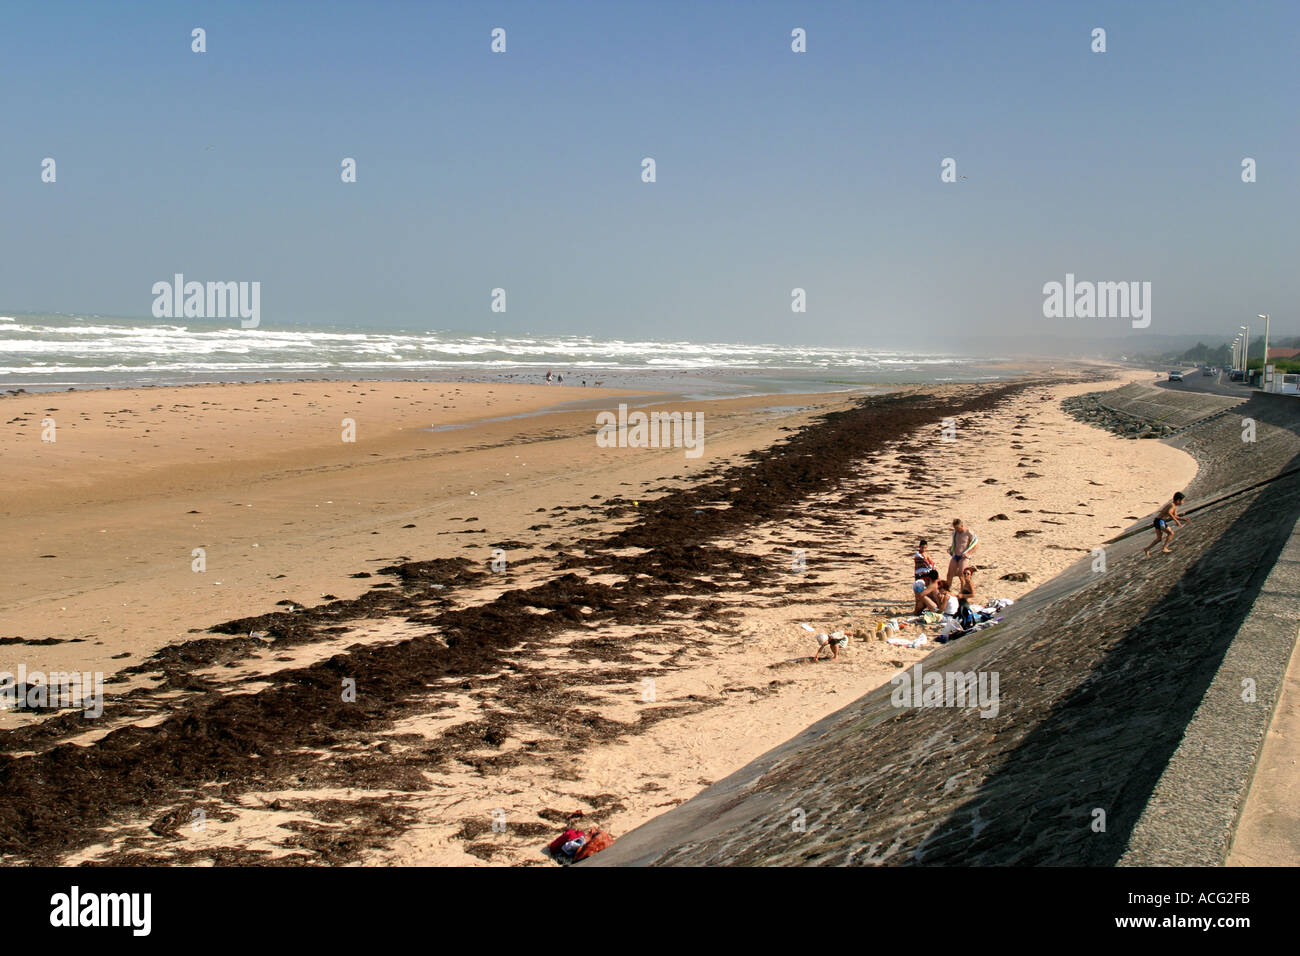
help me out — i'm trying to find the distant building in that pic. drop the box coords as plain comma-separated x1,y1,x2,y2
1262,347,1300,395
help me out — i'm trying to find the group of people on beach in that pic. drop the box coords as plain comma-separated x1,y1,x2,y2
908,493,1188,606
906,494,1188,620
546,370,601,387
912,519,980,616
814,491,1190,663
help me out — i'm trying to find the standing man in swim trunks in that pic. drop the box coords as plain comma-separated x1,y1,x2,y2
1145,492,1188,557
947,518,979,589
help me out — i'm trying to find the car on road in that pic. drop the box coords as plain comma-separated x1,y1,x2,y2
1168,370,1183,382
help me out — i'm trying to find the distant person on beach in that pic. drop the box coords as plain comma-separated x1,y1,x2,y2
546,370,553,384
557,374,563,384
1145,492,1188,557
946,519,979,588
913,568,941,613
913,539,936,578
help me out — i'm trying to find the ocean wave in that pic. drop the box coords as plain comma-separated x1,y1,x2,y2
0,314,998,387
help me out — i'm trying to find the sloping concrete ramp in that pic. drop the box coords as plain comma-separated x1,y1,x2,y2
1096,382,1242,431
589,391,1300,866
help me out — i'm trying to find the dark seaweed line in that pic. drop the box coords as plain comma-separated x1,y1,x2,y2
0,380,1059,865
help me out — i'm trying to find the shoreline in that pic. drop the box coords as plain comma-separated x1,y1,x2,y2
0,366,986,402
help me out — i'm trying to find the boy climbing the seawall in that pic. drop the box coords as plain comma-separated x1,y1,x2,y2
1145,492,1188,557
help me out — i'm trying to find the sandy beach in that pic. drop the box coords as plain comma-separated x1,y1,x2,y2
0,366,1196,865
5,1,1295,932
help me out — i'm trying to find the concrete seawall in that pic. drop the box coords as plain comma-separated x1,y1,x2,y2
588,387,1300,866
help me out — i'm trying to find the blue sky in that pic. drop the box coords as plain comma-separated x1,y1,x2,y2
2,0,1296,349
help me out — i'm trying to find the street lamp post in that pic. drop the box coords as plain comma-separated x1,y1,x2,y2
1241,324,1250,386
1259,314,1271,391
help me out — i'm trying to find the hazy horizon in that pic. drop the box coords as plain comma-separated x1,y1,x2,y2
4,1,1296,349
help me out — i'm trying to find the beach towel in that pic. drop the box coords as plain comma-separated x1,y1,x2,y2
936,618,1001,645
887,634,928,649
938,616,962,638
574,828,614,861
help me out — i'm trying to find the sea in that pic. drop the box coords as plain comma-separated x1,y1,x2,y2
0,313,1015,397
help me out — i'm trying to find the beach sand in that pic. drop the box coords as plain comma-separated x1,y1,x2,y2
0,381,882,686
0,366,1196,865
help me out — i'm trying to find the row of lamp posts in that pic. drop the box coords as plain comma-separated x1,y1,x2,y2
1233,313,1271,389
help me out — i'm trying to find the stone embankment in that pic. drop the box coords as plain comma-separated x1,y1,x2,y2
1062,382,1242,439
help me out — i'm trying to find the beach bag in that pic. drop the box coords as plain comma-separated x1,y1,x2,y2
547,828,584,855
574,828,614,861
957,603,976,631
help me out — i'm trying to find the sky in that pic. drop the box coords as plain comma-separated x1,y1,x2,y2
2,0,1296,350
